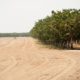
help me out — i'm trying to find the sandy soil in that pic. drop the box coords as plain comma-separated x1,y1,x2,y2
0,37,80,80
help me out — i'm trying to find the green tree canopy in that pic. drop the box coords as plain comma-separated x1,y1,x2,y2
30,9,80,49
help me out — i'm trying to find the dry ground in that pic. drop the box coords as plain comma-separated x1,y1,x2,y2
0,37,80,80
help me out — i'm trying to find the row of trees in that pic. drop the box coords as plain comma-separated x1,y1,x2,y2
30,9,80,49
0,33,30,37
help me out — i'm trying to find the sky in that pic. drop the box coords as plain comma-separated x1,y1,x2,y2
0,0,80,33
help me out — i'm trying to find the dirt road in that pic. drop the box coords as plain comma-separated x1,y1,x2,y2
0,37,80,80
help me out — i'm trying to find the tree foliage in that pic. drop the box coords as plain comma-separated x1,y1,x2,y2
30,9,80,49
0,33,30,37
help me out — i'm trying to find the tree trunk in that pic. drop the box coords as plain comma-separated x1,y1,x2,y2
70,37,73,49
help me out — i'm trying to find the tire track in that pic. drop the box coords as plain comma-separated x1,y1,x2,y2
42,54,76,80
17,38,73,80
0,37,26,76
18,38,76,80
0,37,77,80
25,54,73,80
0,38,15,49
0,56,17,75
53,57,76,80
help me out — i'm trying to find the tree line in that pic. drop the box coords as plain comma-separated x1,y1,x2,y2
0,33,30,37
30,9,80,49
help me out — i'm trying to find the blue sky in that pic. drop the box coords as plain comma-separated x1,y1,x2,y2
0,0,80,33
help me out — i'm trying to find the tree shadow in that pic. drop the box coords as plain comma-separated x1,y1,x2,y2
73,48,80,50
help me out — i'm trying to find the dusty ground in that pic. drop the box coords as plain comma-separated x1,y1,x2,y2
0,37,80,80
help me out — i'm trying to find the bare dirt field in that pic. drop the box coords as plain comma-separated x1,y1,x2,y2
0,37,80,80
